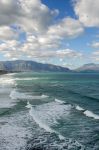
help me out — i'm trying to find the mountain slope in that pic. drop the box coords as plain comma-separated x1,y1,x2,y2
76,63,99,72
0,60,71,72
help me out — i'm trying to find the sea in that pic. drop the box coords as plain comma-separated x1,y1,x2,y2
0,72,99,150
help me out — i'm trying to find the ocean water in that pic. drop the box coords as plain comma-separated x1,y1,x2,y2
0,72,99,150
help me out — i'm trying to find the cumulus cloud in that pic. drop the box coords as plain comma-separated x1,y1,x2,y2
91,41,99,48
0,40,18,50
56,49,83,58
48,17,84,38
2,37,83,61
0,26,18,40
0,0,84,35
0,0,58,32
92,51,99,61
74,0,99,27
0,0,85,65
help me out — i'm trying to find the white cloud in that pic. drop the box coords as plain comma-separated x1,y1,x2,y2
91,41,99,48
74,0,99,27
56,49,83,58
92,51,99,61
0,0,85,65
0,26,18,40
0,40,18,52
0,0,84,36
0,0,59,32
48,17,84,38
0,36,83,62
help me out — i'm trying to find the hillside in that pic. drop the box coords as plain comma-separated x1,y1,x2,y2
76,63,99,72
0,60,71,73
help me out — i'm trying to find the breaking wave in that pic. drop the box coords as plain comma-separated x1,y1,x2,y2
15,77,39,81
75,105,84,111
0,77,15,87
84,110,99,120
26,101,85,149
10,89,49,100
75,105,99,120
26,101,72,140
55,98,65,104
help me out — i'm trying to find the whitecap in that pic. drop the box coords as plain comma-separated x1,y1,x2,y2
41,94,49,98
75,105,84,111
0,77,15,87
55,98,65,104
10,89,49,100
10,89,33,100
15,77,39,81
27,101,72,140
26,101,33,108
84,110,99,120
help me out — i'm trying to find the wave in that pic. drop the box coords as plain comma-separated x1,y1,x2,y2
0,77,15,87
84,95,99,102
55,98,65,104
0,98,16,108
0,109,32,150
26,101,72,140
10,89,33,100
29,106,54,133
6,73,17,76
75,105,84,111
10,89,49,100
84,110,99,120
41,94,49,98
68,90,99,102
26,101,33,108
15,77,39,81
0,75,39,87
75,105,99,120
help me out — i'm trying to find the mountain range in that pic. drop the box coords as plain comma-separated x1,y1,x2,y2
0,60,99,73
75,63,99,72
0,60,70,73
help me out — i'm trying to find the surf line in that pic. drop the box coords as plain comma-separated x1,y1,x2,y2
26,101,65,140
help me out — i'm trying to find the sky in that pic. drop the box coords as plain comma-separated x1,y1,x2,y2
0,0,99,69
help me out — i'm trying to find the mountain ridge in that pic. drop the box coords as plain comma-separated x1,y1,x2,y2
75,63,99,72
0,60,99,73
0,60,71,73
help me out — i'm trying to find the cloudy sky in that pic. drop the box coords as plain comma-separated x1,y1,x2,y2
0,0,99,68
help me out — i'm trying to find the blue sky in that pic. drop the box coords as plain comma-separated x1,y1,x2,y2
0,0,99,68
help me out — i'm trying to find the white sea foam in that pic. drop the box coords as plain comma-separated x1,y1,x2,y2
27,101,72,140
15,77,39,81
26,101,33,108
30,108,53,133
0,77,15,87
10,89,49,100
10,89,33,100
0,98,16,108
0,87,17,108
75,105,99,120
75,105,84,111
0,111,32,150
0,76,38,87
0,87,12,94
58,134,65,140
41,94,49,98
0,76,17,108
55,98,65,104
84,110,99,120
6,73,17,76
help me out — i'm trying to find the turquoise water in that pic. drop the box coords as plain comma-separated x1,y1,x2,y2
0,72,99,150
